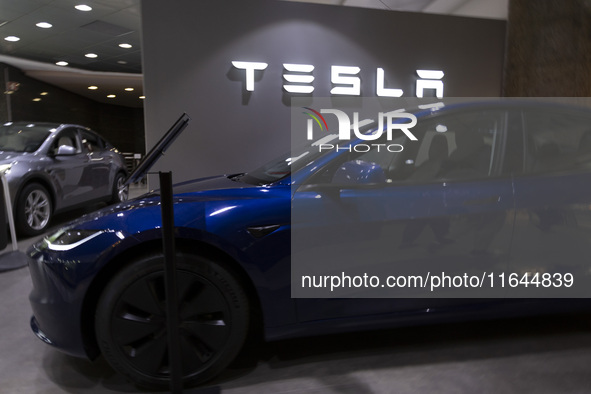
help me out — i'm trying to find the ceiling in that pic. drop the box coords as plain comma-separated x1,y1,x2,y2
0,0,507,109
0,0,142,107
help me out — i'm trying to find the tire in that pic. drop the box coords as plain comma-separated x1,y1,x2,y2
110,172,128,204
16,183,52,237
95,252,249,389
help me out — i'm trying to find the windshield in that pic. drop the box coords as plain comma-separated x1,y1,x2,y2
239,121,378,185
0,123,53,152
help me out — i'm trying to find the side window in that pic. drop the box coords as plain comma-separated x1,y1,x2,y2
351,110,504,183
524,111,591,174
53,128,80,155
80,130,103,153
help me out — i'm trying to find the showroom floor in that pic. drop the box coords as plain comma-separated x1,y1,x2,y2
2,185,591,393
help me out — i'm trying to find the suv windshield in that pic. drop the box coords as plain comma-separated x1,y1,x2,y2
0,123,53,152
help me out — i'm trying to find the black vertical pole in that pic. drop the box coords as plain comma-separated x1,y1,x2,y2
160,171,183,393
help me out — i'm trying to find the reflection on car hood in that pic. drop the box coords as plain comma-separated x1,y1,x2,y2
62,174,262,229
139,174,255,198
169,174,255,194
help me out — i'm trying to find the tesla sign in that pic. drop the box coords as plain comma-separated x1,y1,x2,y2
232,61,445,98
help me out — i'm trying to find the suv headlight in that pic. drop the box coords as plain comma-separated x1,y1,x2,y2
0,163,12,174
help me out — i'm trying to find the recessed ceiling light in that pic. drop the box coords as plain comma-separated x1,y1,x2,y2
107,95,116,98
75,5,92,11
85,53,98,58
118,43,132,49
36,22,52,29
4,36,20,42
124,87,134,91
40,92,48,96
88,86,98,90
56,61,68,66
32,98,41,102
139,96,145,99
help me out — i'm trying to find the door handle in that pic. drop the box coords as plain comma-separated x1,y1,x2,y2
462,196,501,206
87,154,105,162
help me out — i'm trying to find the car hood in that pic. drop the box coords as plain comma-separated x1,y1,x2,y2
166,174,256,195
60,174,288,234
0,151,26,162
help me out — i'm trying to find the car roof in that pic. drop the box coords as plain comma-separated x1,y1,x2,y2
416,99,591,115
2,121,92,131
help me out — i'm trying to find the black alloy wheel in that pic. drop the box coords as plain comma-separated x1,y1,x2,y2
95,252,249,388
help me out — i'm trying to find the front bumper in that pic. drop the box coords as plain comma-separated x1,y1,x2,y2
27,230,129,359
30,316,53,345
28,247,89,358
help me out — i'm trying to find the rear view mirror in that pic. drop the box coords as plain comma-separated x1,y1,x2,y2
56,145,76,156
331,160,386,184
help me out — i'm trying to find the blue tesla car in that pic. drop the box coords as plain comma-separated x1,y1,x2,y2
28,101,591,388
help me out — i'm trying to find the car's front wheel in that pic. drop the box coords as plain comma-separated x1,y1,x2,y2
95,251,250,389
16,183,52,237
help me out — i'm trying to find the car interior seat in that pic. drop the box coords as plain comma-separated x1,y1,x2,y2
409,133,449,181
442,131,491,178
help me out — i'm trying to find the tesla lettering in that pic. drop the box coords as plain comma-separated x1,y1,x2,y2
232,61,445,97
283,63,315,94
377,67,403,97
231,61,268,92
416,69,444,98
330,65,361,95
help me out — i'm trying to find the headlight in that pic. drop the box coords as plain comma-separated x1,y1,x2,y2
0,163,12,174
45,229,105,251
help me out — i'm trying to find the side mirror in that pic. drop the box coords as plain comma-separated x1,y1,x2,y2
56,145,76,156
331,160,386,185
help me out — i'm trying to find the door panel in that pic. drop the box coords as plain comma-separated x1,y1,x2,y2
509,109,591,297
512,173,591,272
48,128,90,209
79,129,111,199
293,178,515,321
293,108,515,321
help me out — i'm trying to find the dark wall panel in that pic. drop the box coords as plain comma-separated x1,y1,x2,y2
141,0,506,183
504,0,591,96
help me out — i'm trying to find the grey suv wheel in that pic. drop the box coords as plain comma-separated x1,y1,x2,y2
16,183,52,236
111,173,128,204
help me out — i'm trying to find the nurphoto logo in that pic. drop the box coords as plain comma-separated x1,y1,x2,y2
302,106,418,152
